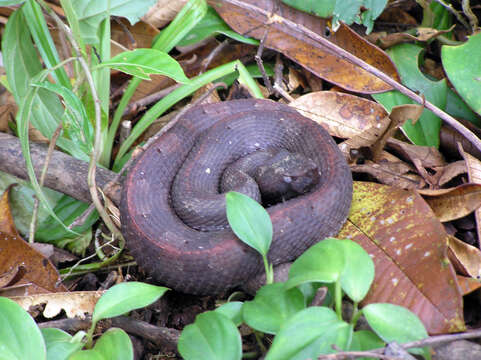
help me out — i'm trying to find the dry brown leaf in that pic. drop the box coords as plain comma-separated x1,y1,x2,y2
12,291,103,319
371,104,424,162
366,26,455,49
111,20,159,56
448,236,481,279
433,161,467,187
418,184,481,222
142,0,188,28
419,184,481,222
440,123,481,160
0,187,66,295
339,182,464,334
351,161,424,190
387,138,446,168
209,0,400,93
290,91,389,140
459,145,481,248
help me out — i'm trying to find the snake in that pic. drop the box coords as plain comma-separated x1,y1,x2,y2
120,99,352,295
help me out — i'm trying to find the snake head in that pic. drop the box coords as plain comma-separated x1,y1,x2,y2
255,149,321,203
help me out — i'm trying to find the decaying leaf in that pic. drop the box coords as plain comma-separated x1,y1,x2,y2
142,0,189,28
419,184,481,222
448,236,481,279
351,161,424,190
459,145,481,249
387,138,446,169
290,91,389,139
209,0,400,93
366,26,455,49
433,161,467,187
11,291,103,319
0,187,66,295
339,182,464,334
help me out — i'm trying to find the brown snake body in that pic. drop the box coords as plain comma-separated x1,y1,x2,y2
120,99,352,294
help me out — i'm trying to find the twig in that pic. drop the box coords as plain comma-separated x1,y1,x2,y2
273,82,294,102
432,0,470,30
28,123,63,243
462,0,478,32
123,83,181,116
273,53,284,96
255,28,274,94
319,351,401,359
200,39,229,74
221,0,481,155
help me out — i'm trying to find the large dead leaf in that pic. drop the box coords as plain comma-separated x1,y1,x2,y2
448,236,481,279
209,0,400,93
339,182,464,334
0,187,66,295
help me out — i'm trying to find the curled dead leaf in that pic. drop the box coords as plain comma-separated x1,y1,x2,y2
448,236,481,279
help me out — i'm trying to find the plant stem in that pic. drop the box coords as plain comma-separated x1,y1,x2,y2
335,279,342,320
263,256,273,284
351,302,363,327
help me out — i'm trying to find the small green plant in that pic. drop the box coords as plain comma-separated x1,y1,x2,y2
0,282,168,360
178,191,431,360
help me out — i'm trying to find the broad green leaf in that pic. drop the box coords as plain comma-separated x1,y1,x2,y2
92,329,133,360
98,49,190,82
243,283,305,334
2,9,88,160
35,196,96,253
177,6,258,46
281,0,387,33
442,32,481,116
92,282,168,324
349,330,385,359
32,81,93,157
265,307,351,360
41,328,84,360
72,0,156,44
446,88,481,127
339,240,374,302
22,0,71,88
68,350,103,360
178,311,242,360
226,191,272,257
373,44,447,147
0,297,46,360
215,301,244,327
285,238,346,289
363,303,430,359
0,0,25,5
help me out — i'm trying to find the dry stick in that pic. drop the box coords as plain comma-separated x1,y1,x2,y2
41,4,123,242
462,0,478,32
200,39,229,74
222,0,481,155
255,28,274,94
273,53,284,96
123,83,181,116
432,0,470,30
318,351,401,360
28,124,64,243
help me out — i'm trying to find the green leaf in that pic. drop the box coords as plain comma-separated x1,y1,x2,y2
281,0,387,33
285,238,346,289
88,328,133,360
22,0,71,88
0,297,46,360
98,49,190,82
339,240,374,302
363,303,430,359
72,0,157,44
243,283,305,334
442,32,481,116
41,328,84,360
0,0,25,5
446,88,481,127
265,307,351,359
92,282,168,325
35,196,96,253
215,302,244,327
177,6,258,46
373,44,447,147
349,330,385,359
178,311,242,360
32,81,93,157
225,191,272,257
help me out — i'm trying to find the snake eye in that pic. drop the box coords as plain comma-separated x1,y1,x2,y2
283,176,292,183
